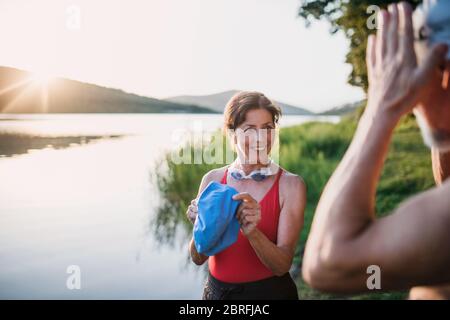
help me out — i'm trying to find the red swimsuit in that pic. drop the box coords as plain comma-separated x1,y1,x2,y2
208,167,283,283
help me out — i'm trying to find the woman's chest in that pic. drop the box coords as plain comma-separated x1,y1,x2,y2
226,177,276,203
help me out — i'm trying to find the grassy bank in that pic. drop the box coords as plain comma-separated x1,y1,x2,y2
153,111,435,299
279,113,433,299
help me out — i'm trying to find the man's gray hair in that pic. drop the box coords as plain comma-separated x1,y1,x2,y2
413,0,450,59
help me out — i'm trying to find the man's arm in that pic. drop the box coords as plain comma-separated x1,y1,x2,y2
432,148,450,185
302,3,450,293
407,148,450,299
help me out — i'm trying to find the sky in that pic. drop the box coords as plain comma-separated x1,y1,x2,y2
0,0,365,112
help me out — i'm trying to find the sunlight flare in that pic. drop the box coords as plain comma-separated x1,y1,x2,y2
30,71,54,86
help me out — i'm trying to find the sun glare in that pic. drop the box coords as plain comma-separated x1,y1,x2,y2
30,71,54,86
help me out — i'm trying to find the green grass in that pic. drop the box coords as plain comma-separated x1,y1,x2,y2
153,110,434,300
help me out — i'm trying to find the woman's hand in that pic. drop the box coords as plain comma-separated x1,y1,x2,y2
366,3,448,122
232,192,261,237
186,199,198,224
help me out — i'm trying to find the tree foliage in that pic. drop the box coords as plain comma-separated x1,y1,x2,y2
298,0,422,91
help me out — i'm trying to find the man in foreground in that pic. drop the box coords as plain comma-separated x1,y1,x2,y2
302,2,450,299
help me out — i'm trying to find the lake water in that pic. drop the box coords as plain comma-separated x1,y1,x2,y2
0,113,339,299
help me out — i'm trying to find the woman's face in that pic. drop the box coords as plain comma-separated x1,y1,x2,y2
233,108,276,165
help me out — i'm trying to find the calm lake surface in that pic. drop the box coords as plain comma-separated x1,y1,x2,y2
0,113,339,299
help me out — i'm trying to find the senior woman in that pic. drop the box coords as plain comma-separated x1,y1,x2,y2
186,91,306,300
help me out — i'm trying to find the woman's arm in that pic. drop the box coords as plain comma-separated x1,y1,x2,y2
189,237,208,265
188,168,224,265
234,175,306,276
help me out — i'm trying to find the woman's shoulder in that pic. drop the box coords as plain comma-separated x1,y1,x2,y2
197,165,230,195
203,165,229,183
279,167,306,193
278,167,306,211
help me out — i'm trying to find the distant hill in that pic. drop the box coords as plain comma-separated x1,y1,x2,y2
0,66,216,114
319,100,365,116
165,90,314,115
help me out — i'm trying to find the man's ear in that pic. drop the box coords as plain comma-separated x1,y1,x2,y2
443,68,449,89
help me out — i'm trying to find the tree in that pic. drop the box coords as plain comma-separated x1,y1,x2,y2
298,0,422,92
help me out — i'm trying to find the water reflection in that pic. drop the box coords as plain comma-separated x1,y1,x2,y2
0,113,337,299
149,192,192,247
150,140,225,250
0,132,123,157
